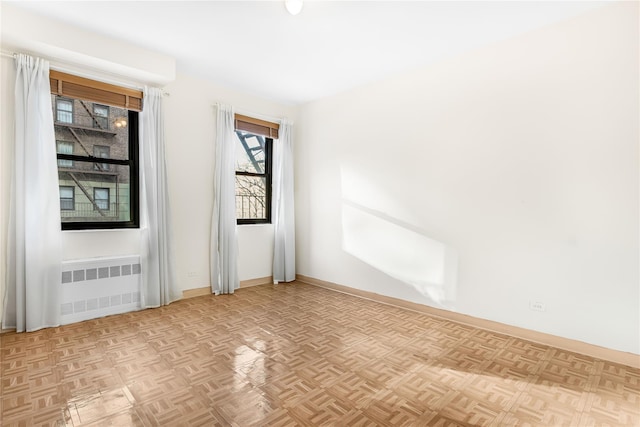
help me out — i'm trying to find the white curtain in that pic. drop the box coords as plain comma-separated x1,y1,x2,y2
3,54,62,332
272,120,296,283
139,87,179,307
210,104,239,294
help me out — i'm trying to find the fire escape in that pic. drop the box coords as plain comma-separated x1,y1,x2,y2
235,130,265,173
56,100,119,218
234,131,268,218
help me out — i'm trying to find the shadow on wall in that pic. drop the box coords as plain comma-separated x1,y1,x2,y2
340,166,458,309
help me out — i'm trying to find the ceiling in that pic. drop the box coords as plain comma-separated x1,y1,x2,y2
7,1,607,105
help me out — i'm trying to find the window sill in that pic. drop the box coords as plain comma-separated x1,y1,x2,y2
62,228,140,233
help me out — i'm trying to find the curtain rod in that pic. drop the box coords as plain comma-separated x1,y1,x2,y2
1,49,171,96
213,102,288,125
2,49,170,99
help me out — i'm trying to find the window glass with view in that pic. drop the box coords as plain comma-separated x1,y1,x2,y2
53,94,138,229
235,130,272,223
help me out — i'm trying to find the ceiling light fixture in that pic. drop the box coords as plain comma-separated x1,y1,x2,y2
285,0,303,16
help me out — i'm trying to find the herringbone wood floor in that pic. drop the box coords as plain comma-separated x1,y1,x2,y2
1,282,638,426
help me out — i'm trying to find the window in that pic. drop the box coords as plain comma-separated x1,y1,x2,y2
233,115,279,224
93,145,110,171
56,141,74,168
51,71,141,230
56,98,73,123
59,186,75,210
93,104,109,129
94,188,110,210
235,131,272,224
54,105,137,229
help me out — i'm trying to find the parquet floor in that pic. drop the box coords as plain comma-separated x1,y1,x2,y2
1,282,639,426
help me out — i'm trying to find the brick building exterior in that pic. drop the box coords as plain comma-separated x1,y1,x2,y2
52,95,132,222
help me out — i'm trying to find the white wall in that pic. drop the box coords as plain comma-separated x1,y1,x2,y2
1,3,175,86
295,2,639,354
162,72,296,290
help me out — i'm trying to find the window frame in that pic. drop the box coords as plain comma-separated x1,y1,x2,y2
56,110,139,231
93,104,109,130
56,140,74,168
56,98,74,124
93,187,110,211
59,186,75,211
235,131,273,225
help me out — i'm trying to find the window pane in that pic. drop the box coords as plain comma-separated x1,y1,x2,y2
59,186,74,210
60,200,74,210
235,131,266,174
235,175,266,219
51,82,139,230
60,187,73,197
93,105,109,129
94,106,108,117
57,141,73,155
52,95,129,161
57,99,73,123
93,145,110,171
94,188,109,210
59,168,131,222
57,141,74,168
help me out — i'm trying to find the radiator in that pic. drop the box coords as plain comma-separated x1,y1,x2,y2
60,255,142,325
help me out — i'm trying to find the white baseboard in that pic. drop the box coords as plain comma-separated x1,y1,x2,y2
181,276,274,299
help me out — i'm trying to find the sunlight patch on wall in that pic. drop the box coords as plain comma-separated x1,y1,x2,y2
341,201,458,308
339,164,458,307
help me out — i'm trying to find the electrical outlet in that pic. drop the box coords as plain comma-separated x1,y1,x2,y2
187,271,198,278
529,301,546,312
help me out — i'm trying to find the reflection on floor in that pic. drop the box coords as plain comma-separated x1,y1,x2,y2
1,282,639,426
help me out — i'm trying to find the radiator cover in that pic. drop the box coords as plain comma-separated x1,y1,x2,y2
60,255,142,325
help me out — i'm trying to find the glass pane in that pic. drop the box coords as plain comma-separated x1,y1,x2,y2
60,199,74,210
93,145,110,171
235,175,266,219
59,186,73,198
57,99,73,123
57,141,73,154
94,188,110,210
58,100,72,111
52,95,129,161
94,105,108,117
57,140,74,168
93,105,109,129
59,186,74,210
235,131,266,174
59,166,132,222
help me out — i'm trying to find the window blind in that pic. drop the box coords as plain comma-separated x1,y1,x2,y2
49,70,143,112
235,114,279,139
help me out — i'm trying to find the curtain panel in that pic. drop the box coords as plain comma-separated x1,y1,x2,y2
3,54,62,332
211,104,239,294
139,87,179,307
272,120,296,283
